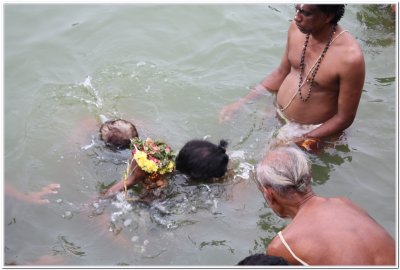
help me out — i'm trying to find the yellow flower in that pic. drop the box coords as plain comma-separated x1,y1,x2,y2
143,159,158,173
133,150,160,173
134,150,147,161
130,138,176,176
159,161,175,175
168,161,174,169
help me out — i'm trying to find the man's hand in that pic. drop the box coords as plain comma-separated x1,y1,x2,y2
219,101,242,123
26,183,61,204
294,137,321,152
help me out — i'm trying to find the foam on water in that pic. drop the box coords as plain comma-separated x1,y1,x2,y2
79,75,103,109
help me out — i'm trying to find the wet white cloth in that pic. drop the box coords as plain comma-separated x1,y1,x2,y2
275,109,321,142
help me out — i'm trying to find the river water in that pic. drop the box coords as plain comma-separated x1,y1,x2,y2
3,4,397,266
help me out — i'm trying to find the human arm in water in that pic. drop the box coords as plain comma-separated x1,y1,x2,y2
103,157,146,197
219,35,291,123
303,47,365,139
291,53,364,152
5,182,60,204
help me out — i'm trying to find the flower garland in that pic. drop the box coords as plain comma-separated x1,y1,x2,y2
122,137,176,199
131,137,176,176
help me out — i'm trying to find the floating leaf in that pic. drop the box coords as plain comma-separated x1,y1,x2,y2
54,235,85,257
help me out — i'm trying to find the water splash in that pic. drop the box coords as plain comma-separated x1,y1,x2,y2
78,75,103,109
235,162,254,180
81,135,96,150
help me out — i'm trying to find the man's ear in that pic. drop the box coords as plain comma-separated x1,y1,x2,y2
261,186,275,204
324,13,335,24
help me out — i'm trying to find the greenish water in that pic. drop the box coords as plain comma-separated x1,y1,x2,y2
3,4,397,266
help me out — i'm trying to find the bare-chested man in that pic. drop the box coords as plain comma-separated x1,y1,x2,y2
255,146,395,265
220,5,365,146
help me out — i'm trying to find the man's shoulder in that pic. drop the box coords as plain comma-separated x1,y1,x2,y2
266,233,293,262
335,31,364,62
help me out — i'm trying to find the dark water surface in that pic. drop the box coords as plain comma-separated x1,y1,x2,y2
3,4,397,266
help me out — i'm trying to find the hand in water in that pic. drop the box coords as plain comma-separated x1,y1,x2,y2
295,137,321,152
26,183,61,204
219,102,241,123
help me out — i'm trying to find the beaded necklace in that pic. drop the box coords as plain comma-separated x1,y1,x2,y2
298,25,336,102
280,25,349,112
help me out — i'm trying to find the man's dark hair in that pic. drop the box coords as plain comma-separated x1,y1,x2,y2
175,139,229,180
99,119,138,149
237,253,290,265
317,5,345,25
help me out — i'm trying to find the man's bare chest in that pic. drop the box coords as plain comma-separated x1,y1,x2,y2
288,47,339,92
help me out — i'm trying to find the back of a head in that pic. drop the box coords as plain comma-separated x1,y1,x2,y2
316,4,345,25
175,139,229,180
237,254,289,265
99,119,138,149
256,146,312,195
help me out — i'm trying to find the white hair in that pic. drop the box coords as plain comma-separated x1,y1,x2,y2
256,146,312,194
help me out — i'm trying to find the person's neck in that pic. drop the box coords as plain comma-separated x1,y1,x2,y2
285,191,316,219
310,24,336,44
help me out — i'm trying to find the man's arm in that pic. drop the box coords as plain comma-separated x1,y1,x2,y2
103,158,145,197
5,183,60,204
305,48,365,139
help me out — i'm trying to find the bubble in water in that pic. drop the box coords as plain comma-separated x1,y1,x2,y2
62,211,73,219
124,219,132,227
131,236,139,242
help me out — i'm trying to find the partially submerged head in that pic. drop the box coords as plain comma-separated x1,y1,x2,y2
99,119,138,149
237,254,290,265
175,139,229,180
256,146,312,196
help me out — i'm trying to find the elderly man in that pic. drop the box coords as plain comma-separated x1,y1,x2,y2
220,5,365,146
254,146,395,265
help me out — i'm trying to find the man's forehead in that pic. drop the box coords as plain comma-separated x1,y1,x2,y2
295,4,319,12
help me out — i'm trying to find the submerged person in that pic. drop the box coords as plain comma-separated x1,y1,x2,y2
175,139,229,180
219,5,365,150
254,146,395,265
99,119,139,150
237,254,289,265
103,138,230,198
96,118,230,199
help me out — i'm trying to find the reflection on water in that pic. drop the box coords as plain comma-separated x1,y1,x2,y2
356,4,396,52
310,141,352,185
255,207,286,247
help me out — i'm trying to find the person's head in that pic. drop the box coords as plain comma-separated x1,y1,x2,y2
294,4,345,33
255,146,312,216
316,5,345,25
175,139,229,180
237,253,290,265
99,119,138,149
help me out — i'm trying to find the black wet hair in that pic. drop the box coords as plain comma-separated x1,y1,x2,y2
237,254,290,265
316,5,345,25
175,139,229,180
99,119,138,149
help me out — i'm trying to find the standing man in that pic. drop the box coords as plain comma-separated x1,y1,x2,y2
254,146,395,265
220,5,365,144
